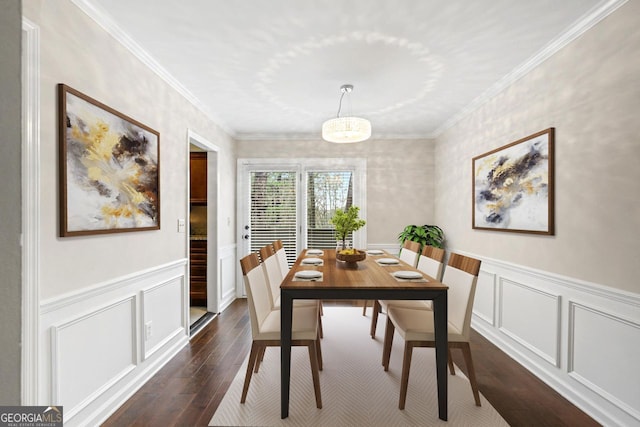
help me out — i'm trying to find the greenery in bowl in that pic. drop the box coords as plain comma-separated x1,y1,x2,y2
398,224,445,251
330,206,366,250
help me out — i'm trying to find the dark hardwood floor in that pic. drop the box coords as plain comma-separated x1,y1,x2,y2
103,299,600,426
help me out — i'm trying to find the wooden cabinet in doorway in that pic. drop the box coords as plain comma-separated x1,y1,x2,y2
190,239,207,306
190,152,207,204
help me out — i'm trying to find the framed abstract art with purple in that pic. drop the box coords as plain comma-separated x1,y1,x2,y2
472,128,554,235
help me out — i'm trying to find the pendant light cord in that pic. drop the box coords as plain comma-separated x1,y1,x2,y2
336,91,346,118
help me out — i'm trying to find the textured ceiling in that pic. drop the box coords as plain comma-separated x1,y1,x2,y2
79,0,613,140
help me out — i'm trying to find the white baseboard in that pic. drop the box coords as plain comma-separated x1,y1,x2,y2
39,259,190,426
361,244,640,426
36,247,640,426
456,249,640,427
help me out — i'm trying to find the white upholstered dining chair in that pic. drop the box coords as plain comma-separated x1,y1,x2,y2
398,239,421,267
362,240,423,316
259,244,286,309
239,253,322,408
259,244,323,339
416,245,445,282
272,239,290,279
369,245,446,338
382,252,482,409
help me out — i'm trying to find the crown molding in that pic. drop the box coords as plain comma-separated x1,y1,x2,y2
432,0,628,138
234,131,433,142
70,0,237,138
72,0,626,142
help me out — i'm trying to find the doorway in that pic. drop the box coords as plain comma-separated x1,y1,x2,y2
187,130,220,336
236,158,366,294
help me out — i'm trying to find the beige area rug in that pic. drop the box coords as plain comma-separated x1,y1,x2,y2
210,307,509,426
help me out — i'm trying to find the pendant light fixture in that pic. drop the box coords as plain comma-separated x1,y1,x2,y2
322,84,371,143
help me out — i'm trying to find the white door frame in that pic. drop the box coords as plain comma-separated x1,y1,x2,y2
236,158,367,295
21,17,41,405
187,129,220,318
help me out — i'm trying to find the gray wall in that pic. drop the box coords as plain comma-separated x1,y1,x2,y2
435,0,640,293
236,138,436,245
0,0,23,405
23,0,237,300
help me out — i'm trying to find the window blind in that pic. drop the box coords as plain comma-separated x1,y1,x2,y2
306,171,354,249
250,171,298,265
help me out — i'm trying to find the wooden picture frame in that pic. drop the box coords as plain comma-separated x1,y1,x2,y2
472,128,554,235
58,84,160,237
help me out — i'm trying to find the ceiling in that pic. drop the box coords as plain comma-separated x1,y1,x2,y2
79,0,614,140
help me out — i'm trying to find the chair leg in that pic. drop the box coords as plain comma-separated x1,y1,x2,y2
308,342,323,409
382,316,395,370
254,346,266,373
460,343,481,406
399,341,414,410
447,348,456,375
370,300,381,338
240,342,261,403
362,299,369,316
318,308,324,339
316,332,323,371
319,301,324,316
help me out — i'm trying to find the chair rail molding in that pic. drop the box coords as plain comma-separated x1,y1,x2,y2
452,248,640,427
40,259,187,313
39,260,189,426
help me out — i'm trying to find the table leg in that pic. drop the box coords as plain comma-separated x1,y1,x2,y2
280,292,293,419
433,292,448,421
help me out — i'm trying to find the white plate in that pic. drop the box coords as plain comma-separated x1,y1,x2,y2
377,258,400,265
393,270,424,280
301,257,323,265
367,250,384,255
294,270,322,279
306,249,324,255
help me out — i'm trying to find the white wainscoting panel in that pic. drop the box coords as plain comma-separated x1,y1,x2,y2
454,249,640,427
142,276,186,360
569,301,640,421
51,297,136,418
219,244,237,311
474,270,496,326
498,278,561,366
39,259,189,427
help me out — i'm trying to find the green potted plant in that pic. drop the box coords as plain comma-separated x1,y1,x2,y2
330,206,366,251
398,224,444,251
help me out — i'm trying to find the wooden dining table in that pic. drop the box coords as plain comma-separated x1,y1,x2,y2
280,248,449,421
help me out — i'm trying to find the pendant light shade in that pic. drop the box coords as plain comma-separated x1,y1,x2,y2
322,84,371,143
322,116,372,143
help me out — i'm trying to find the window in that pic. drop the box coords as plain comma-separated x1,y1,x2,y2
238,158,366,274
306,171,354,249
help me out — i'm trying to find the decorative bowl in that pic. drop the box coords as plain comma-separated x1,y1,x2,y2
336,249,366,267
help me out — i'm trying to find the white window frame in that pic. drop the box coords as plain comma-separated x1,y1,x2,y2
301,164,366,250
236,158,367,294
